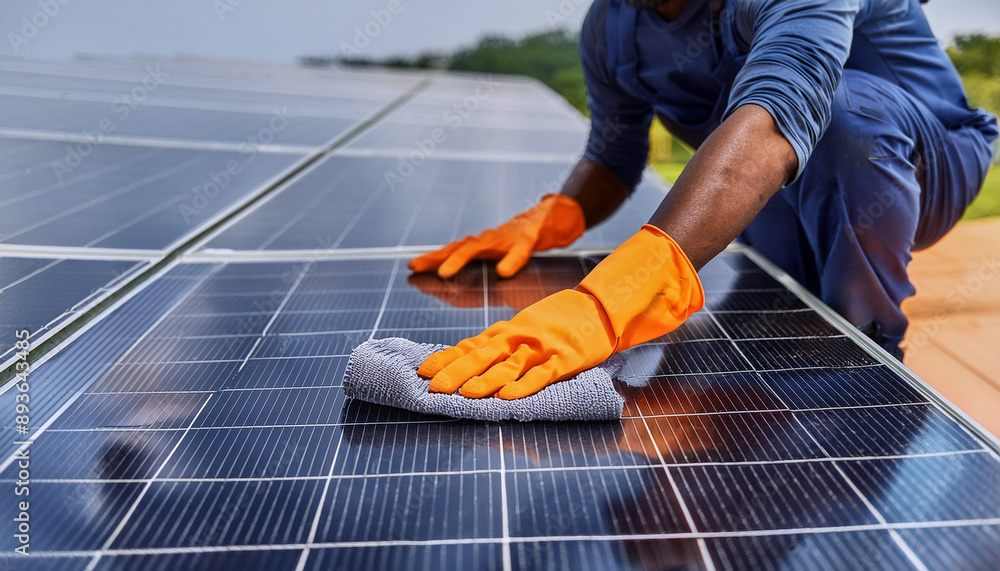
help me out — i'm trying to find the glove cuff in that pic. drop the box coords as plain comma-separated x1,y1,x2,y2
536,194,587,248
576,224,705,352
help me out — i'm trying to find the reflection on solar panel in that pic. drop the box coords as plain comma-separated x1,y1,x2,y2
1,55,998,571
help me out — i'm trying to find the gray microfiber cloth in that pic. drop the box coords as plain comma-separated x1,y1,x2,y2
343,337,625,422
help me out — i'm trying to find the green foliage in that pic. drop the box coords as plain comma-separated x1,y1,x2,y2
447,30,587,111
964,165,1000,220
947,34,1000,77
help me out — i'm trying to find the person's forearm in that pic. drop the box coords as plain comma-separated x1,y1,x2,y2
560,159,631,228
648,104,798,269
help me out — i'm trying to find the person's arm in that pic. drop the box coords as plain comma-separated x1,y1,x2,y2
651,0,863,269
649,104,796,269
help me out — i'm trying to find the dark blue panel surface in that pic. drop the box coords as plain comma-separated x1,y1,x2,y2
306,543,502,571
706,531,913,570
193,387,346,427
159,425,342,478
201,155,665,252
760,366,929,408
94,550,303,571
0,482,143,551
50,392,211,430
507,468,690,537
798,405,985,457
841,453,1000,523
225,356,351,389
315,473,502,541
111,479,323,548
672,462,879,531
332,421,499,475
618,371,785,416
0,429,182,480
899,525,1000,571
511,539,705,571
0,95,354,146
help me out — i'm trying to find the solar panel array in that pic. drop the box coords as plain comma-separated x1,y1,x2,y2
0,55,998,571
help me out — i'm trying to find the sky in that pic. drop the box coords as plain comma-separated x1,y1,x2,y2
2,0,999,62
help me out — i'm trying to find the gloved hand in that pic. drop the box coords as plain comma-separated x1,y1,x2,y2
408,194,586,279
418,224,705,399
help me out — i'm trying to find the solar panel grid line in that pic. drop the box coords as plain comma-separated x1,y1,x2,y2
8,517,1000,555
699,309,931,570
3,445,973,485
294,413,348,571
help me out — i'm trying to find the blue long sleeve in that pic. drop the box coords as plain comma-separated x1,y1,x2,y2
724,0,861,180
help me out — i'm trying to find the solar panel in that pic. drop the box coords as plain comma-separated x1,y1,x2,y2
0,137,302,249
1,251,997,569
0,256,146,366
1,56,998,571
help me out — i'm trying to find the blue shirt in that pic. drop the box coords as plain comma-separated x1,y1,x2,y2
582,0,997,190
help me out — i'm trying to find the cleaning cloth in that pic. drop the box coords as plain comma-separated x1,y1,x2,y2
344,337,625,422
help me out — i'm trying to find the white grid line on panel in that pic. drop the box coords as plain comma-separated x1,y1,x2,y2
16,517,1000,559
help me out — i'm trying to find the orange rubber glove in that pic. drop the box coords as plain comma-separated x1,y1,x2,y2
418,224,705,399
408,194,586,279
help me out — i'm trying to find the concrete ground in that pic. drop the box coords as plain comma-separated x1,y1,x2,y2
901,217,1000,437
